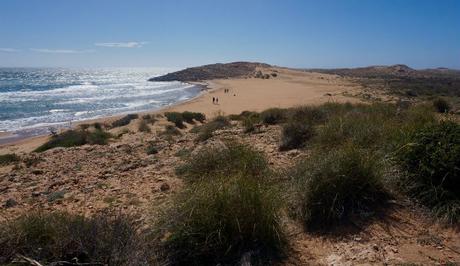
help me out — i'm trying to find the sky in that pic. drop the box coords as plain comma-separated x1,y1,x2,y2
0,0,459,69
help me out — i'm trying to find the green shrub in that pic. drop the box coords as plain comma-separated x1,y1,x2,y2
228,110,259,121
164,112,186,128
0,153,20,166
288,106,326,125
0,212,151,265
181,111,206,124
176,141,268,181
195,115,231,141
242,112,261,133
158,174,285,265
279,120,314,151
432,97,451,113
289,146,387,230
313,103,413,149
111,114,139,128
138,119,151,133
34,129,112,152
160,125,182,137
396,121,460,224
146,143,158,155
260,108,287,125
142,114,157,124
86,129,112,145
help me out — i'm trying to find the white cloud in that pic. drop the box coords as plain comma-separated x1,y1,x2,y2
30,48,94,54
0,48,19,52
94,41,147,48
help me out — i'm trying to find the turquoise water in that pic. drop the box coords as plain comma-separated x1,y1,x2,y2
0,68,199,134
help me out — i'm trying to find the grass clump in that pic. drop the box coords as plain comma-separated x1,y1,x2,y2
396,121,460,224
111,114,139,128
176,141,268,181
0,153,20,166
279,120,315,151
141,114,157,124
160,125,182,138
432,97,451,113
181,111,206,124
0,212,151,265
164,112,186,128
146,143,159,155
34,129,112,152
195,115,231,141
138,119,151,133
260,108,287,125
158,175,285,265
289,146,387,230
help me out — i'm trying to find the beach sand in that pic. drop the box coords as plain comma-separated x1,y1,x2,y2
0,67,362,153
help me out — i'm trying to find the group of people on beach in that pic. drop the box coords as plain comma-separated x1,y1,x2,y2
212,88,234,104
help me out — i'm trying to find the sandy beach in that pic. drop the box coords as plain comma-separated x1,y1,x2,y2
0,67,362,153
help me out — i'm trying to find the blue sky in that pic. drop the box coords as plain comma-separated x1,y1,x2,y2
0,0,459,69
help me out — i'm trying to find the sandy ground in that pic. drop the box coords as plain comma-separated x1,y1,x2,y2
167,67,361,117
0,67,361,154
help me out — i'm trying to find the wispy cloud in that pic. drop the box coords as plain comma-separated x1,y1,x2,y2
94,41,147,48
0,48,20,53
30,48,94,54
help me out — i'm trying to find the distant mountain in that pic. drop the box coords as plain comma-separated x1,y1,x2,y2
149,62,271,82
307,64,460,97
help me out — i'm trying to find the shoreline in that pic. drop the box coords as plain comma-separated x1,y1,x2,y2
0,82,211,147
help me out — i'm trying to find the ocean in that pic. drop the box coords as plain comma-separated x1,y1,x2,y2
0,67,200,140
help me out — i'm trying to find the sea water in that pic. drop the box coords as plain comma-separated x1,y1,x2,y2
0,67,200,138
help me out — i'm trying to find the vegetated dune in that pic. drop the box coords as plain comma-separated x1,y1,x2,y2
149,61,271,81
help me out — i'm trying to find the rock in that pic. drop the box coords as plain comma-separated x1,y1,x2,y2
4,198,18,208
160,183,170,192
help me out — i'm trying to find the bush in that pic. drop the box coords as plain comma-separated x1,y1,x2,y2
34,129,112,152
111,114,139,128
288,106,327,125
86,129,112,145
279,120,315,151
138,119,151,133
228,110,259,121
146,143,158,155
289,146,387,230
0,153,20,166
160,125,182,137
158,174,285,265
181,111,206,124
195,115,231,141
164,112,186,128
0,212,151,265
260,108,287,125
396,121,460,224
176,141,268,181
240,112,261,133
142,114,157,124
432,98,451,113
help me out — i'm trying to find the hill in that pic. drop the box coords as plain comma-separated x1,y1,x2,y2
307,64,460,98
149,61,271,82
